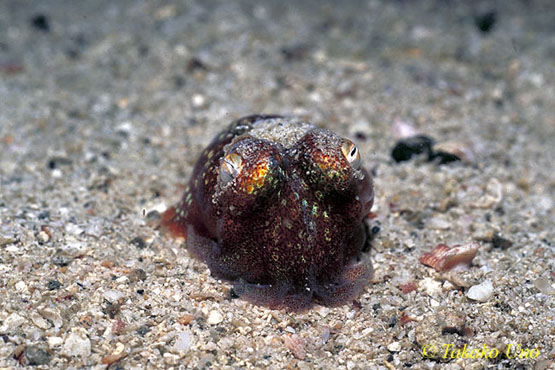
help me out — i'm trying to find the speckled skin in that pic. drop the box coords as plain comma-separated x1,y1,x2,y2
162,115,374,311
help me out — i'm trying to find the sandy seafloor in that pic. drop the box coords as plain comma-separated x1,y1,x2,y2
0,0,554,369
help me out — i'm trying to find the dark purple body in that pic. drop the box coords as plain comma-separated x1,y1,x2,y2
162,115,374,311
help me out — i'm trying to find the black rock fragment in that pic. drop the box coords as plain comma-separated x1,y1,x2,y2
31,14,49,32
130,236,147,250
391,135,434,163
475,11,496,34
47,280,62,290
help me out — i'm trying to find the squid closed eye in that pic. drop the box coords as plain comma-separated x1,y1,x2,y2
219,153,243,185
341,140,361,170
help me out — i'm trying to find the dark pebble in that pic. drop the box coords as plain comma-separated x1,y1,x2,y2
24,346,51,366
354,132,367,141
391,135,434,163
429,150,461,164
136,325,150,337
104,300,121,319
490,234,513,249
47,280,62,290
174,75,186,88
372,303,381,311
52,254,71,266
371,225,380,234
475,11,496,34
130,236,147,249
31,14,49,32
37,210,50,220
388,315,397,327
229,288,239,299
281,44,309,61
146,210,161,222
136,289,144,295
129,268,147,282
494,302,512,312
47,156,72,169
187,57,208,72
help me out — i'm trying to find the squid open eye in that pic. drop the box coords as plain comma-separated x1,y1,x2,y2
219,153,243,185
341,140,361,169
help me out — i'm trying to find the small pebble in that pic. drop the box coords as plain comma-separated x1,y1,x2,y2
62,330,91,357
207,310,224,325
391,119,420,140
47,336,64,348
490,234,513,249
0,235,16,246
387,341,402,353
467,280,493,302
30,312,49,329
1,313,25,332
163,352,179,365
101,343,126,365
283,334,306,360
115,275,129,284
187,57,208,72
533,277,554,295
24,345,51,365
192,94,206,107
172,331,192,353
475,10,497,33
427,216,451,230
431,140,475,164
52,253,71,266
47,280,62,290
471,178,503,209
47,156,72,169
136,325,150,337
128,268,147,282
6,244,19,252
15,281,27,292
65,223,84,236
51,168,63,178
37,210,50,219
178,313,195,325
31,14,50,32
130,236,147,249
419,277,442,296
37,230,50,243
281,44,309,61
104,301,121,319
103,289,124,304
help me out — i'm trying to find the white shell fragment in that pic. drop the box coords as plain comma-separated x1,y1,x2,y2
471,178,503,209
467,280,493,302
